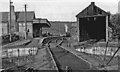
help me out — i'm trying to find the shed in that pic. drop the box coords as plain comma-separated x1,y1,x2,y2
76,2,110,42
33,18,51,37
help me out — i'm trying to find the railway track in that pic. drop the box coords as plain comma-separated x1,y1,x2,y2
46,45,59,71
43,37,91,72
2,36,112,72
45,37,119,72
2,37,61,72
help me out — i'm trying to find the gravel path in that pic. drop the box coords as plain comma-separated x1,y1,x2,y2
49,46,90,70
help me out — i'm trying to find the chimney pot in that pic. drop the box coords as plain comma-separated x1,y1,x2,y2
11,5,14,12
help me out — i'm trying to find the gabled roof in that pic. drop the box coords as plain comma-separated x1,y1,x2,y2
16,11,35,22
76,2,109,18
0,11,35,22
0,12,9,22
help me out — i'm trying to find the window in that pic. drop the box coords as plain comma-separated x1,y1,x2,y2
19,23,22,26
94,17,96,21
23,23,25,26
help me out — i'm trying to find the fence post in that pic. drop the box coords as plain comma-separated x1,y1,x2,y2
17,48,20,66
66,66,68,72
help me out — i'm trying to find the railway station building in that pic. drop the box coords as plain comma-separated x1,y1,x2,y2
0,4,51,38
76,2,112,42
33,18,51,37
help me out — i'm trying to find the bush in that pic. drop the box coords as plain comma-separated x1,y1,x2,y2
2,33,19,44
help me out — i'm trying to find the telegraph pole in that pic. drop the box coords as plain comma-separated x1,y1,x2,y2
9,0,13,41
24,4,27,39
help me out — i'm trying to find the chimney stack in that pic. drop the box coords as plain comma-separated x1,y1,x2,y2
118,1,120,13
91,2,95,5
11,5,14,13
8,4,16,34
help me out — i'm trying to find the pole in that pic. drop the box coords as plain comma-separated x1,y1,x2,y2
9,0,12,41
106,46,120,66
106,16,108,42
25,4,27,39
17,48,20,66
103,41,109,66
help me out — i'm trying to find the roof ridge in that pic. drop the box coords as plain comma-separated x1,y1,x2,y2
0,11,8,13
50,21,77,23
76,2,109,17
16,11,35,13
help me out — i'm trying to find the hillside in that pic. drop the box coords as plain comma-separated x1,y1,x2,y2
42,21,77,36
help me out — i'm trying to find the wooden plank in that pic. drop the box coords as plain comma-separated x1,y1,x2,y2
106,16,108,42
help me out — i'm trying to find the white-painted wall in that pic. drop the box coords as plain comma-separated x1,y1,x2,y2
76,47,118,56
18,22,33,38
2,47,38,58
1,23,8,35
0,23,2,36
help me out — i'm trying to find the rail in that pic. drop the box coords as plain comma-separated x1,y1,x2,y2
43,36,72,71
46,45,59,71
2,36,68,71
46,38,60,71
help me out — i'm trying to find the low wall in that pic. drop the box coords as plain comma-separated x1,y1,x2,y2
76,46,119,56
2,47,38,58
2,39,31,48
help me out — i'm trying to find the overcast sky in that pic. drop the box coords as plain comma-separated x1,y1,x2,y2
0,0,119,21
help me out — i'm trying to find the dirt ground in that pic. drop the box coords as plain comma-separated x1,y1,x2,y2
2,38,56,70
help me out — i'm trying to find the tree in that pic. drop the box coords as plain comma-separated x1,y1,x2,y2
110,13,120,39
110,13,120,26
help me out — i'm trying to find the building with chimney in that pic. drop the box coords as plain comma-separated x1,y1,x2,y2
0,5,17,35
0,5,35,38
0,4,51,38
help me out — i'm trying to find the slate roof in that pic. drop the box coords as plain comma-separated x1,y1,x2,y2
16,11,35,22
76,2,109,18
0,12,9,22
0,11,35,22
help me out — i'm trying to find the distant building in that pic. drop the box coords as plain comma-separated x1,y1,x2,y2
42,21,76,36
118,1,120,13
33,18,51,37
0,10,35,38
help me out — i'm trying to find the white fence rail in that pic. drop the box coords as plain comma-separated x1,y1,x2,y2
76,47,119,56
2,47,38,58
